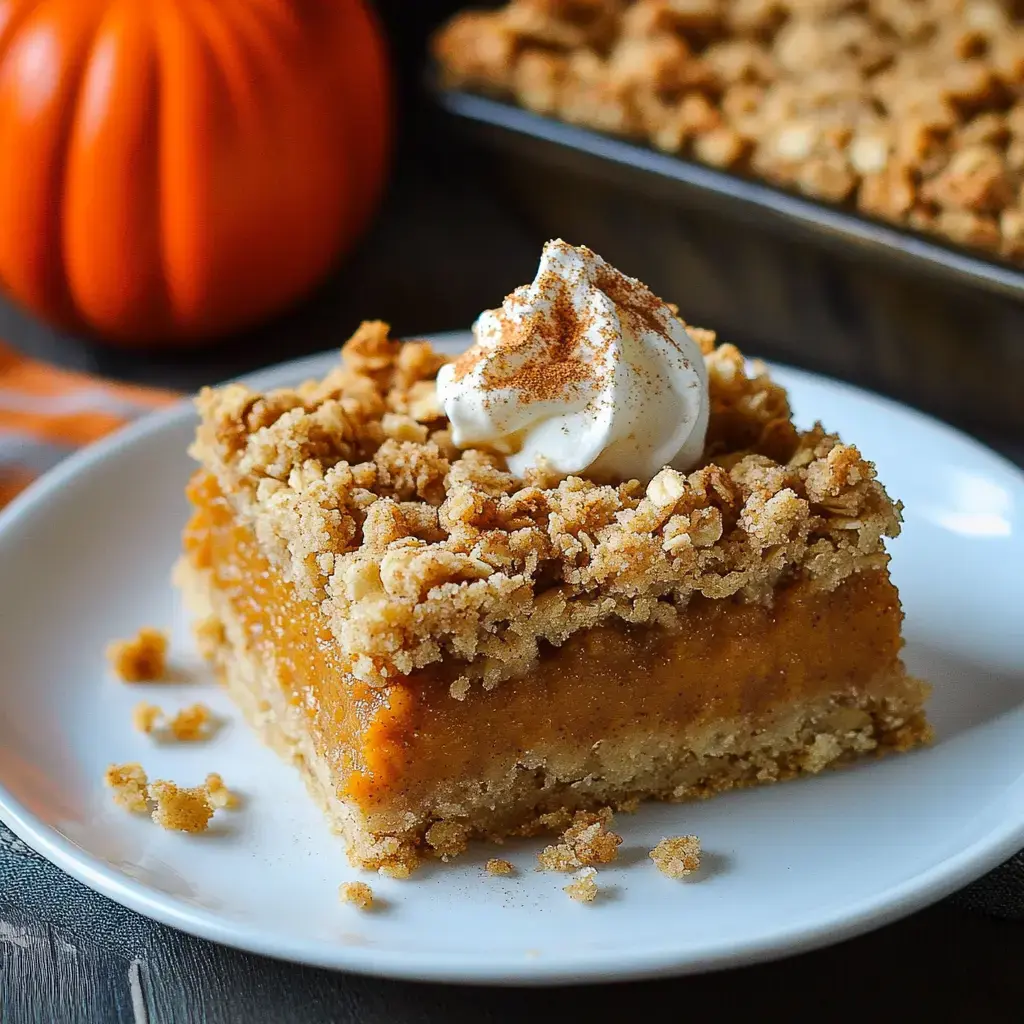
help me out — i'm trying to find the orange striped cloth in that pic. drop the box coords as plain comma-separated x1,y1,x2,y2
0,342,178,508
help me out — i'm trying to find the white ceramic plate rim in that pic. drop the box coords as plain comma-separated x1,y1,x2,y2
1,334,1022,985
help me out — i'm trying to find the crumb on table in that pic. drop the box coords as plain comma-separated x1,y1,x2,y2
168,703,216,742
106,627,169,682
650,835,702,879
131,702,162,735
538,808,622,871
563,867,599,903
104,762,150,813
148,780,214,833
485,858,515,876
338,881,375,910
204,772,238,810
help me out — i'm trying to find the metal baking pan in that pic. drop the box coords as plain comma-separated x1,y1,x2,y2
435,87,1024,440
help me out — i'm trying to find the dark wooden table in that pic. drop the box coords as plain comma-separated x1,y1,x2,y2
2,135,1023,1024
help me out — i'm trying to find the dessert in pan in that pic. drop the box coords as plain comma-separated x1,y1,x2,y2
435,0,1024,265
177,240,930,875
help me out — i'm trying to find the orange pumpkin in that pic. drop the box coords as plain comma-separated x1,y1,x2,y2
0,0,391,345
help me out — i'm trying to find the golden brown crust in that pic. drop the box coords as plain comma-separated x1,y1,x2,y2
434,0,1024,263
189,321,901,691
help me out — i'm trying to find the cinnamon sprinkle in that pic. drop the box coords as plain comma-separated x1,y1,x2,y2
451,241,685,409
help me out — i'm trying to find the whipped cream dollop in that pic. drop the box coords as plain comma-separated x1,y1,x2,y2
435,240,709,482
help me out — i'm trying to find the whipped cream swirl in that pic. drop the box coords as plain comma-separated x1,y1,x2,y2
435,240,709,482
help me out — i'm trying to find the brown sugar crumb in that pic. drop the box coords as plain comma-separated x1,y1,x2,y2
563,867,599,903
106,627,169,683
338,881,375,910
650,835,702,879
538,808,622,871
204,773,239,810
168,703,216,742
104,763,150,814
131,702,162,735
485,858,515,876
148,780,214,834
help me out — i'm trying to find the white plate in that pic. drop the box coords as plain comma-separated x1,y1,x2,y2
0,332,1022,986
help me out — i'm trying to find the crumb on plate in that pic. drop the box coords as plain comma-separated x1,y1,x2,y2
485,858,515,876
650,835,702,879
131,702,162,735
168,703,216,742
204,772,239,810
106,627,169,682
104,762,150,814
538,808,622,871
338,881,375,910
563,867,599,903
148,780,214,833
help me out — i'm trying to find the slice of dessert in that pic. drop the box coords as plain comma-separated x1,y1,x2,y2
176,240,930,875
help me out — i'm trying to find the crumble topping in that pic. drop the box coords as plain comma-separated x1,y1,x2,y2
148,780,214,833
564,867,600,902
435,0,1024,264
104,763,150,814
486,858,516,876
338,881,375,909
538,808,623,870
190,320,901,691
106,627,168,683
650,835,702,878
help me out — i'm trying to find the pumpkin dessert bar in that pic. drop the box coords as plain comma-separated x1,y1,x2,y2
177,298,929,876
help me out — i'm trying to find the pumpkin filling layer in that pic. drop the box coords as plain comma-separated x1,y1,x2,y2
180,471,930,871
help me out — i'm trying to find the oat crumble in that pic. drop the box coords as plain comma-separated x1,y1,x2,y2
190,320,900,693
435,0,1024,264
538,808,623,870
106,627,169,683
338,881,375,909
104,763,150,814
650,835,702,878
564,867,599,903
485,858,516,876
